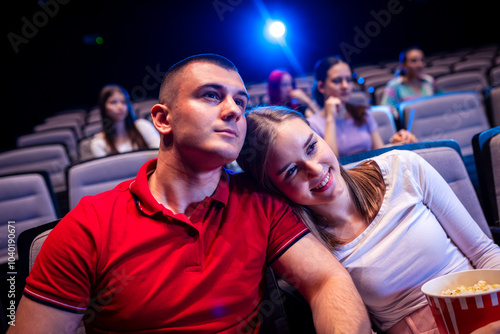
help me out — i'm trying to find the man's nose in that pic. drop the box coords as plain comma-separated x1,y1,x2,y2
220,97,243,121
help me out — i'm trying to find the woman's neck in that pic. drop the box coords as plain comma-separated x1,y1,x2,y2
404,74,421,86
309,192,369,244
113,121,128,137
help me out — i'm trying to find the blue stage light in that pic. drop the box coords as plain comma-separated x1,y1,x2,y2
269,21,285,38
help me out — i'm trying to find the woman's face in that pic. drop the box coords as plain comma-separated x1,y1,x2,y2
318,62,353,104
403,49,425,78
105,91,128,122
279,73,294,99
266,117,346,207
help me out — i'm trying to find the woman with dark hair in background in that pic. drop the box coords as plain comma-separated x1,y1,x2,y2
308,56,416,157
267,69,319,117
90,84,160,158
381,46,441,118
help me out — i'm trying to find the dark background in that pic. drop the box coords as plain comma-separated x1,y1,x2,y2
3,0,498,152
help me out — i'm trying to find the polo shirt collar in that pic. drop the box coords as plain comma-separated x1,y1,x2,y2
129,159,231,216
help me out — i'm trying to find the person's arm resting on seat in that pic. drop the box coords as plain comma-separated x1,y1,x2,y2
272,233,371,333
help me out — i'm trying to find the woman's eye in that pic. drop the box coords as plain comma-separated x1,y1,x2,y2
307,142,317,154
285,165,297,178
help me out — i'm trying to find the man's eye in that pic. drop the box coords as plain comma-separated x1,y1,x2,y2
204,92,219,99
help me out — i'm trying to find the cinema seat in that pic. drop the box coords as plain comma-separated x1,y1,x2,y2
472,127,500,240
369,105,397,144
0,172,60,265
397,91,491,188
67,149,159,209
0,144,71,193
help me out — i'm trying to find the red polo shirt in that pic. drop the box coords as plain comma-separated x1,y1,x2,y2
25,159,308,333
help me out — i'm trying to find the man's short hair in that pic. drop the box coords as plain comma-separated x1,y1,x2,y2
159,54,239,105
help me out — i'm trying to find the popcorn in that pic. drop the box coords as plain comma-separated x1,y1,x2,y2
441,280,500,295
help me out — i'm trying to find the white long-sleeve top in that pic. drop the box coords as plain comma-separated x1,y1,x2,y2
90,119,160,158
335,150,500,331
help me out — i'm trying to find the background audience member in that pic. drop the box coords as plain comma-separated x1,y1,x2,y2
308,56,417,157
237,106,500,333
381,46,441,119
268,69,320,117
89,84,159,158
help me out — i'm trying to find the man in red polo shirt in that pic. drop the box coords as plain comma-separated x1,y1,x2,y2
10,54,371,333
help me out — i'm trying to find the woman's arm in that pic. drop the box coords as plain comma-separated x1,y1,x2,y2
411,152,500,268
323,97,342,156
289,89,321,115
370,129,385,150
89,133,108,158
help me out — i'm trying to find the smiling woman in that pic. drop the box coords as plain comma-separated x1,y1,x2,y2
237,105,500,333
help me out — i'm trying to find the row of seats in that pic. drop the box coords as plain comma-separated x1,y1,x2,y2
0,148,159,265
365,90,493,190
246,44,500,107
12,98,159,165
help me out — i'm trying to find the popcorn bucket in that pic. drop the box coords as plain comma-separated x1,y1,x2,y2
421,269,500,334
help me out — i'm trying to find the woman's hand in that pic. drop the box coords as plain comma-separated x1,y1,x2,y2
288,89,310,104
324,96,343,121
389,129,418,145
289,89,321,116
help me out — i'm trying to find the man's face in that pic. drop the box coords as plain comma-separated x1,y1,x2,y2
166,62,249,167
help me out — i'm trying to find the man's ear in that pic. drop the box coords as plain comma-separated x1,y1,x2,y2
151,104,172,135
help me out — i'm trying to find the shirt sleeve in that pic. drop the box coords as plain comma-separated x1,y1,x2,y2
135,119,160,149
405,151,500,269
23,198,101,313
265,196,309,265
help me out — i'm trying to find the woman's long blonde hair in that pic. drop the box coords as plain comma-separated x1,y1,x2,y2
237,106,384,249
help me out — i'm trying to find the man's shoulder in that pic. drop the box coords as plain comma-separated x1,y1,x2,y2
77,178,134,208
